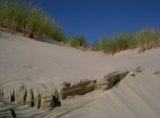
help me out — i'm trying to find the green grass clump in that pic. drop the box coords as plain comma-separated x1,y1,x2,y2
0,0,64,42
92,29,160,54
65,36,88,48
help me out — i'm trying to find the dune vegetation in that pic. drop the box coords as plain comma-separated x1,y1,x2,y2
0,0,87,48
0,0,160,53
0,0,64,42
92,29,160,54
0,0,89,48
65,36,88,48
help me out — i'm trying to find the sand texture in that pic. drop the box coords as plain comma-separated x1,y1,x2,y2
0,31,160,118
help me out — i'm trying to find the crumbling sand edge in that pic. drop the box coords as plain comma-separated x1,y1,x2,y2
0,69,131,111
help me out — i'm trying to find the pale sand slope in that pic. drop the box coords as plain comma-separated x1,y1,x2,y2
53,69,160,118
0,31,160,118
0,31,159,84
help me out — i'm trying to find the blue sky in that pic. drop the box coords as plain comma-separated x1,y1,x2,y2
35,0,160,44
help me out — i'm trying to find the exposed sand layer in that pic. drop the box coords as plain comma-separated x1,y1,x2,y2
0,31,160,117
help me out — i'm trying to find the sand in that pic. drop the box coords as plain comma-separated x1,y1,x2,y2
0,31,160,118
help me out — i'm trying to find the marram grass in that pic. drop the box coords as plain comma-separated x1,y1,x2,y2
0,0,64,42
65,36,88,48
92,29,160,54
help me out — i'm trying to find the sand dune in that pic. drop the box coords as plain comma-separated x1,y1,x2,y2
0,31,160,118
55,69,160,118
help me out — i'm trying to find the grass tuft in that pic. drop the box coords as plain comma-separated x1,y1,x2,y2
0,0,64,42
92,29,160,54
65,36,88,48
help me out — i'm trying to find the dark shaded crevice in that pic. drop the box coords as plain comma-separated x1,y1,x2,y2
37,94,41,109
154,71,160,74
10,109,16,118
97,71,130,90
60,80,97,99
29,89,34,107
53,96,61,108
10,90,15,102
0,89,4,96
108,75,122,89
23,90,27,103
